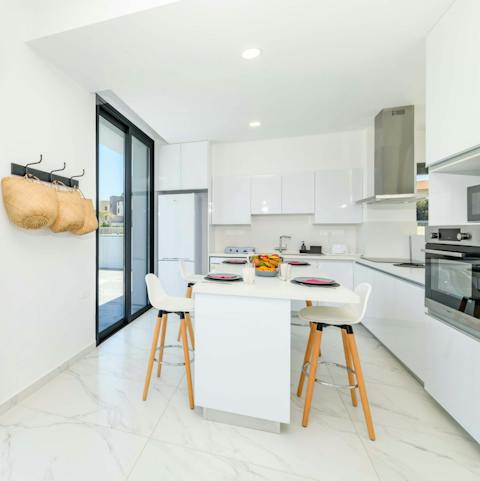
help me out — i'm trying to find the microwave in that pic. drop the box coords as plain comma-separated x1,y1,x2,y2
468,184,480,222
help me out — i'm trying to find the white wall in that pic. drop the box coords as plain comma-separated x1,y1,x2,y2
211,130,417,256
0,2,96,406
211,130,366,253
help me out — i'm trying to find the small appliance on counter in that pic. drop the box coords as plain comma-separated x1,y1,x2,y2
300,241,307,253
224,246,256,254
307,245,323,254
331,243,348,255
425,225,480,340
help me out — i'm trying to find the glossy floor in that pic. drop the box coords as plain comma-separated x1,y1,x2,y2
1,309,479,481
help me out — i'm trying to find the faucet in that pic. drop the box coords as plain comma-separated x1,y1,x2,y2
275,235,291,253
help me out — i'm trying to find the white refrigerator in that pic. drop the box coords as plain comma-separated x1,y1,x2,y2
157,193,207,296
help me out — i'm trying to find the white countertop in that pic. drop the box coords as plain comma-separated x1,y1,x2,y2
209,252,425,286
193,274,360,304
209,252,360,261
356,259,425,286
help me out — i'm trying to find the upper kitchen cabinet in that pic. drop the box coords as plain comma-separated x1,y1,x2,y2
212,175,251,225
251,175,282,214
281,173,314,214
155,144,181,191
156,141,209,190
181,141,209,189
314,169,363,224
426,0,480,166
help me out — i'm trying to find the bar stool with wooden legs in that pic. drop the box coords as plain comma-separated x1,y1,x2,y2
143,273,194,409
296,283,375,440
176,260,203,349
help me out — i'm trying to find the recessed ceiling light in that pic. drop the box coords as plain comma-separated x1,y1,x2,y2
249,121,261,128
242,48,261,60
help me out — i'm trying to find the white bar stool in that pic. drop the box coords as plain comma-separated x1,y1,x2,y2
175,260,203,348
296,283,375,440
143,273,194,409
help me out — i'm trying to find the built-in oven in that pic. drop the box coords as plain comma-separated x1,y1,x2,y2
425,226,480,339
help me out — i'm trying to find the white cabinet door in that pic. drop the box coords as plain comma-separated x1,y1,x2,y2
282,173,314,214
212,176,251,225
424,318,480,443
426,0,480,165
314,169,363,224
156,144,181,191
209,256,247,274
251,175,282,215
319,260,354,289
354,263,428,381
181,141,209,190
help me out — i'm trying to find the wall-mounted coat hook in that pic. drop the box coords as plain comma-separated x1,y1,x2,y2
11,157,81,188
25,154,43,176
69,169,85,187
49,162,66,182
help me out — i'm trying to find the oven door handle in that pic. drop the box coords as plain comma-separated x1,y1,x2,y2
424,249,465,258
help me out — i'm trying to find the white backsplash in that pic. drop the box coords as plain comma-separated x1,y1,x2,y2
211,214,358,254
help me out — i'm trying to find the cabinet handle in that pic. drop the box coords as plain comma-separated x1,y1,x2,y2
424,249,465,258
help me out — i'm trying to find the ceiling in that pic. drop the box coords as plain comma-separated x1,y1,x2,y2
29,0,454,143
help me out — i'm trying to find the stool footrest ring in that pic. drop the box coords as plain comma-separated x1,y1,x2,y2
302,361,358,390
155,344,194,366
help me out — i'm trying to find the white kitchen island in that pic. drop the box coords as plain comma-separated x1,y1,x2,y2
192,274,359,432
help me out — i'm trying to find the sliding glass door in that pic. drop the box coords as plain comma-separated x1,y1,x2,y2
96,98,154,343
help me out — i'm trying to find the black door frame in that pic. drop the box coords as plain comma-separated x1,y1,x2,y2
96,95,155,345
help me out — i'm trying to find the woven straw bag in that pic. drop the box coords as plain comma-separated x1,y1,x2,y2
72,197,98,235
50,185,85,233
1,175,59,229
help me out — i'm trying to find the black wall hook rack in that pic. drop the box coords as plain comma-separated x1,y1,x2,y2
10,155,82,188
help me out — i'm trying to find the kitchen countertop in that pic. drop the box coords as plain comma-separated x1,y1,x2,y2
356,258,425,287
209,252,361,261
194,274,360,304
209,252,425,287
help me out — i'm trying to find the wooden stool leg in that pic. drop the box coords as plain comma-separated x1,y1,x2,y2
296,322,315,397
341,328,358,407
346,330,375,441
143,314,163,401
181,314,195,409
185,313,195,350
157,314,168,377
177,285,193,341
302,326,322,427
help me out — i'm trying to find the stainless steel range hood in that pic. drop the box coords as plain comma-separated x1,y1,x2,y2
358,105,416,204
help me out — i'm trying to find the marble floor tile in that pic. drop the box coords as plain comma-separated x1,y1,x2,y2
20,369,176,437
128,440,318,481
338,380,467,437
355,422,480,481
152,391,378,481
71,341,185,388
0,405,147,481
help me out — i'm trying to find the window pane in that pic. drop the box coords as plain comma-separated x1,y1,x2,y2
131,136,150,315
98,116,125,333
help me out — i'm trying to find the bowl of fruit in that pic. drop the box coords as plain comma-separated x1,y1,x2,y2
250,254,283,277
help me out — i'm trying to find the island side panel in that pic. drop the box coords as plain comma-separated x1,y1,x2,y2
194,293,291,424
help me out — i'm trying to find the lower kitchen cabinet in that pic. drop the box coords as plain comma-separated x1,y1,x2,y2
354,263,428,381
424,319,480,443
209,256,247,274
319,260,354,289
